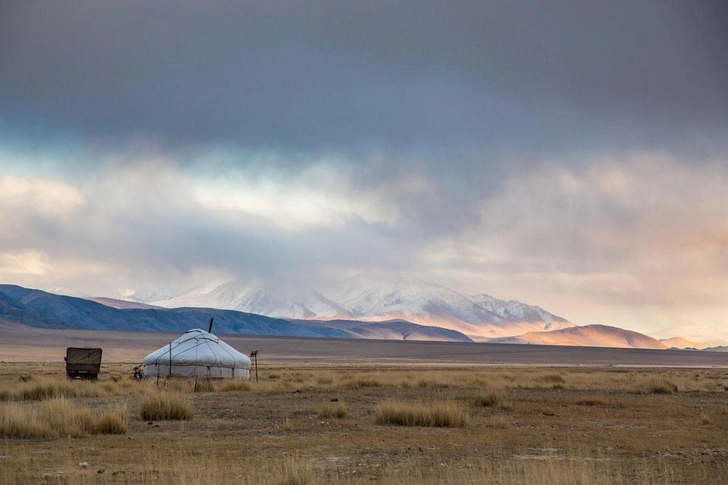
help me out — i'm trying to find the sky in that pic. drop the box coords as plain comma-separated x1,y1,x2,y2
1,1,727,341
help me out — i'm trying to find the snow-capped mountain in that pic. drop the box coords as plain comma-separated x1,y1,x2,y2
127,279,228,305
228,286,350,320
150,278,351,320
147,275,573,339
337,276,573,339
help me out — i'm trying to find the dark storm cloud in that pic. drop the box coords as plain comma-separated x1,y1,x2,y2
1,1,726,156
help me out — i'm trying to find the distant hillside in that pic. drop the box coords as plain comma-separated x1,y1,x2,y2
492,324,667,350
0,285,348,338
651,325,728,347
659,337,709,350
0,284,473,342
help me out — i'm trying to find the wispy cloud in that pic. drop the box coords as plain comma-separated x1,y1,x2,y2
0,250,52,276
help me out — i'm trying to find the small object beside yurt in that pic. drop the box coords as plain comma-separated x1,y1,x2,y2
143,329,251,379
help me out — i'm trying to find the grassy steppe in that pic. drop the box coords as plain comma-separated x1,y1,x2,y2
1,362,727,484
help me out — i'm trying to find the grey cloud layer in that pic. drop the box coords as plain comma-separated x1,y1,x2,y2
2,1,726,156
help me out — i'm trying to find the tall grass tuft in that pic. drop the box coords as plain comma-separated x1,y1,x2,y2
95,406,128,434
0,399,128,439
345,375,383,388
40,398,95,437
637,378,678,394
375,400,467,428
0,402,55,439
140,392,193,421
472,389,513,410
14,379,78,401
0,377,151,402
319,401,347,419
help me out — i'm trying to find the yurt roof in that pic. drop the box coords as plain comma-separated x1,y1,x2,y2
143,329,251,368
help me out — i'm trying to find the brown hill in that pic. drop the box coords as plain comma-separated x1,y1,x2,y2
492,324,667,350
659,337,709,350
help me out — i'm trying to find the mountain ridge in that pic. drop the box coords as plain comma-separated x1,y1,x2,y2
142,276,574,339
0,284,472,342
4,284,703,350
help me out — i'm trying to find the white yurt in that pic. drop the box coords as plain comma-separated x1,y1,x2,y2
143,329,251,379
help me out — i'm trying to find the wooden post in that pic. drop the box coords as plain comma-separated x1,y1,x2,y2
250,350,259,383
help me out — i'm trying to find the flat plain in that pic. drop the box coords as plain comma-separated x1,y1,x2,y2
1,326,728,484
2,322,728,366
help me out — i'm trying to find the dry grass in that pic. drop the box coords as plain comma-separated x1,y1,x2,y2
0,398,127,438
344,374,383,388
95,406,128,434
218,379,253,392
283,415,294,432
484,414,511,429
0,375,151,402
537,372,566,384
278,456,314,485
1,362,728,484
0,403,56,439
33,364,705,396
634,377,679,394
319,401,347,419
375,400,468,428
238,366,726,395
471,389,513,410
1,446,708,484
140,392,193,421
